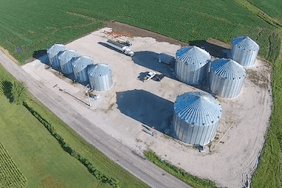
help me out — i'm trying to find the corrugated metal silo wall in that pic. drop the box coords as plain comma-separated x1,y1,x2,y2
172,113,218,145
74,68,89,83
231,45,258,67
89,73,113,91
50,55,61,69
61,59,74,75
175,59,206,85
209,73,245,98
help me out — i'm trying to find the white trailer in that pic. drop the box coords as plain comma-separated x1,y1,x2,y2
106,39,134,57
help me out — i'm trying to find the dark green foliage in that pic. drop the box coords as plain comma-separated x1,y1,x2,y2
11,80,27,105
144,150,217,188
1,79,27,104
251,57,282,188
22,102,119,188
1,80,13,102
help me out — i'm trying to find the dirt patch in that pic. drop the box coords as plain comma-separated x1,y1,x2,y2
41,177,65,188
107,21,187,46
247,69,270,88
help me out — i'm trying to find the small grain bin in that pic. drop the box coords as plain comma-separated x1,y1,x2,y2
172,92,222,145
88,64,113,91
47,44,66,69
175,46,211,85
58,50,79,75
231,36,259,67
72,56,95,83
209,59,246,98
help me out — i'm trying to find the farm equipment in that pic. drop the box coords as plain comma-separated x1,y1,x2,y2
142,124,155,136
106,39,134,57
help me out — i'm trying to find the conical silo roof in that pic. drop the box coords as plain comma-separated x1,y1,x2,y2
232,36,259,51
174,92,222,126
58,50,79,65
176,46,211,69
211,59,246,80
72,56,95,72
47,44,65,59
88,64,112,77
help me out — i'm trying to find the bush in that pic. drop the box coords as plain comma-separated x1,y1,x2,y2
11,80,27,105
23,102,120,187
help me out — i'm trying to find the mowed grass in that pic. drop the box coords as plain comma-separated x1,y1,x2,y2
0,142,27,188
0,97,105,188
23,97,149,188
247,0,282,22
251,32,282,187
0,0,277,63
0,64,149,188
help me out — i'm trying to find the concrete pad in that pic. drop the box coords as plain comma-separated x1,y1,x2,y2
22,27,272,188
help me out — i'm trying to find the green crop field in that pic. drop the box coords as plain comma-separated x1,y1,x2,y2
0,0,282,187
0,142,27,188
0,64,149,188
0,0,278,63
248,0,282,21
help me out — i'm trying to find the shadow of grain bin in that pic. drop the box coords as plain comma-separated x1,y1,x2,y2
116,89,173,132
132,51,175,79
189,40,230,58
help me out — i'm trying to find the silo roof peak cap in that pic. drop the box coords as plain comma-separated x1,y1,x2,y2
211,58,246,79
232,36,259,51
47,44,66,58
174,92,222,126
176,46,211,67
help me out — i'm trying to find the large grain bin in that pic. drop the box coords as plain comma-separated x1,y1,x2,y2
209,59,246,98
172,92,222,145
58,50,79,75
72,56,95,83
175,46,211,85
47,44,66,69
231,36,259,67
88,64,113,91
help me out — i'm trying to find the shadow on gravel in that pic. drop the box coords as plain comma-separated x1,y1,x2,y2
116,89,173,133
189,40,231,58
132,51,175,80
33,50,49,64
132,51,209,92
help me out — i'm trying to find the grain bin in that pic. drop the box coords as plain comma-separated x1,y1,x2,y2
72,56,95,83
88,64,113,91
231,36,259,67
172,92,222,145
175,46,211,85
58,50,79,75
47,44,66,69
209,59,246,98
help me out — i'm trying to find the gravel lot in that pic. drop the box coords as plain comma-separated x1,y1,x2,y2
22,27,272,188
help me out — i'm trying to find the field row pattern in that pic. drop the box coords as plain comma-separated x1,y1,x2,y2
0,142,27,188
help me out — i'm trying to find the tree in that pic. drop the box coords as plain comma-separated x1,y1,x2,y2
11,80,27,105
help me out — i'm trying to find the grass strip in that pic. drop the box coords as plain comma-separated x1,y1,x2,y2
22,101,119,188
235,0,282,27
251,31,282,187
144,150,217,188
